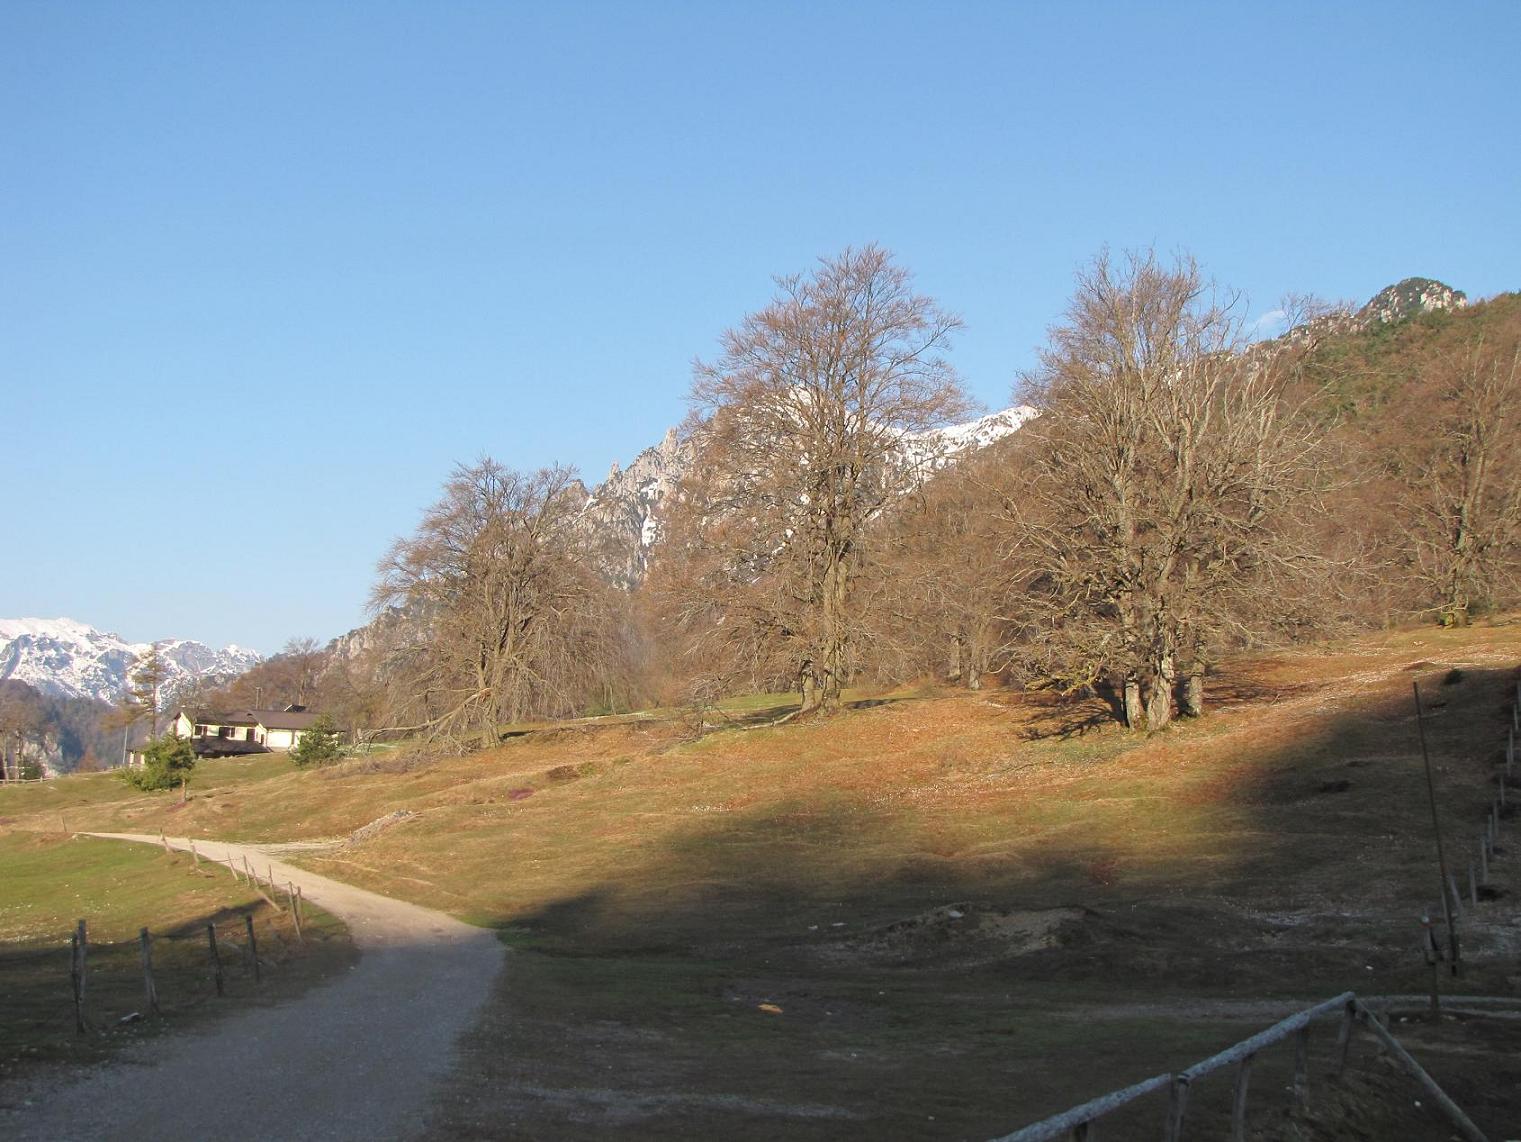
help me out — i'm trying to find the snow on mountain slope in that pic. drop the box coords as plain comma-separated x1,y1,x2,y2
898,405,1039,473
0,618,261,705
580,405,1037,586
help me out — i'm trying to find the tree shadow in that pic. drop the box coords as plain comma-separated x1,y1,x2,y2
435,659,1521,1141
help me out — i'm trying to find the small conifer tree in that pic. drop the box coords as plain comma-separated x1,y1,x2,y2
290,714,343,767
122,733,196,791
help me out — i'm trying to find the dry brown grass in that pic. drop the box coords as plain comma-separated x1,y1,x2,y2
3,619,1519,1138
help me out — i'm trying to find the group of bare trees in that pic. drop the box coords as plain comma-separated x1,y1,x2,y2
1403,340,1521,626
1000,251,1328,728
652,247,1333,731
353,245,1520,750
369,460,627,750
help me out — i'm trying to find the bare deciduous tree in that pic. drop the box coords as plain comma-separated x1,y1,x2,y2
873,445,1022,690
371,459,619,751
1405,340,1521,626
1008,249,1323,730
664,245,970,714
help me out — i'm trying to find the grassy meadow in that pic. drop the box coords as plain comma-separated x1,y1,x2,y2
2,620,1519,1137
0,830,354,1077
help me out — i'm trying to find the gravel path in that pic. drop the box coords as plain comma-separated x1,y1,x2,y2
1,833,505,1142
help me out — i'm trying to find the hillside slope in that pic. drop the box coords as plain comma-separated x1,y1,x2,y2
5,619,1520,1138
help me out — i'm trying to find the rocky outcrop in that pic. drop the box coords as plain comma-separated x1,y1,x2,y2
578,426,693,588
1357,277,1467,326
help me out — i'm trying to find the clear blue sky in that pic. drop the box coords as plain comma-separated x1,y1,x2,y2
3,2,1517,652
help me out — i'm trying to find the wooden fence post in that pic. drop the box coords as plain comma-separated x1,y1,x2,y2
1413,683,1460,974
1164,1076,1190,1142
160,833,172,855
289,886,304,943
1354,1002,1488,1142
189,841,200,868
245,913,260,982
70,924,86,1034
207,923,224,997
1292,1026,1310,1109
1230,1052,1255,1142
1333,999,1356,1076
139,927,159,1014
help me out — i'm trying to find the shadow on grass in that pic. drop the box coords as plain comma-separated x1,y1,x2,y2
0,897,351,1071
430,661,1521,1141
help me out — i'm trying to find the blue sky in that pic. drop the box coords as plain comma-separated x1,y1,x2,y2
3,2,1517,651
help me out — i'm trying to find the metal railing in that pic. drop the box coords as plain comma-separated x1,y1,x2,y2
992,991,1487,1141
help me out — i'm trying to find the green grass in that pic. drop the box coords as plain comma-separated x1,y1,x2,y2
0,832,355,1072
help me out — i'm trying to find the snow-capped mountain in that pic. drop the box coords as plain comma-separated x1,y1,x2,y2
898,405,1039,476
580,405,1037,586
0,618,261,705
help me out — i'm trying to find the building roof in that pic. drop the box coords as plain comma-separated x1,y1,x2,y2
248,708,331,731
178,709,259,727
175,707,339,731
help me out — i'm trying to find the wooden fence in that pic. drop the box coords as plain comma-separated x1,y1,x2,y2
64,841,308,1034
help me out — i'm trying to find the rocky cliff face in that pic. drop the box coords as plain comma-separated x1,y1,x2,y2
578,426,694,588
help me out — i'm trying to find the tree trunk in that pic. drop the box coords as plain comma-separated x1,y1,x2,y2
1122,676,1144,729
1144,654,1175,731
799,665,820,714
1179,671,1204,717
816,551,850,713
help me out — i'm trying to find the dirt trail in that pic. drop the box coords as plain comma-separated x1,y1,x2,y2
1,833,505,1142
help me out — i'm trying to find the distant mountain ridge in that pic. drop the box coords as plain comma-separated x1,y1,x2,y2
0,617,262,705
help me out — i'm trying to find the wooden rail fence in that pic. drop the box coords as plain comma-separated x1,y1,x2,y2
65,840,309,1033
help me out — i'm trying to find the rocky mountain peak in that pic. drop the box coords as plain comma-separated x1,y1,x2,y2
1358,277,1467,326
